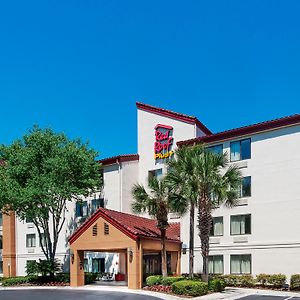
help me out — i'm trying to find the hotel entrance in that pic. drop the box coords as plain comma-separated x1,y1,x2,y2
69,208,181,289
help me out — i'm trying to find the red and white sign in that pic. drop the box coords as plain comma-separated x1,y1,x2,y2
154,124,174,160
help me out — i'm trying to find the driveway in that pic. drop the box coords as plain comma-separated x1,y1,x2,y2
239,297,300,300
0,289,163,300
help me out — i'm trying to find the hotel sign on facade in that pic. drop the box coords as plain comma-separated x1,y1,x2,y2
154,124,174,160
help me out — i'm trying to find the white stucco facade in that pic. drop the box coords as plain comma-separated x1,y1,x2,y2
2,102,300,281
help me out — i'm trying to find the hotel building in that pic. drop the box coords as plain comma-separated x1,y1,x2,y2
1,102,300,288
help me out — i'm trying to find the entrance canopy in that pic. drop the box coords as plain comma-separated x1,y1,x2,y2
69,208,181,289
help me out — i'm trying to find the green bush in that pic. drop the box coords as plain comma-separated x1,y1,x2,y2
220,275,255,287
55,273,70,283
290,274,300,291
2,276,38,287
172,280,208,297
161,276,184,286
256,274,271,286
26,261,39,276
146,275,162,286
208,279,226,292
267,274,286,288
84,272,98,284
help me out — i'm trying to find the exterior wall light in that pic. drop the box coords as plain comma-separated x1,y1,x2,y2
127,247,133,263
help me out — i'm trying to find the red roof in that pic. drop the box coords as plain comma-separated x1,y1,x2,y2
178,113,300,146
69,208,181,244
137,102,212,135
99,154,139,166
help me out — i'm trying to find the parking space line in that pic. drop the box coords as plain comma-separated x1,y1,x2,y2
284,297,294,300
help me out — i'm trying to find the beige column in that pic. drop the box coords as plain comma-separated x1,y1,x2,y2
127,243,142,289
70,248,85,287
3,212,16,277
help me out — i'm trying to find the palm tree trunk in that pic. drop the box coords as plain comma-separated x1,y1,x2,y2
160,228,168,277
198,194,212,283
189,202,195,279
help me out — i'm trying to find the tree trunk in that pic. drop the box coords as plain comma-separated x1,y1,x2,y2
160,229,168,277
198,194,212,283
189,202,195,279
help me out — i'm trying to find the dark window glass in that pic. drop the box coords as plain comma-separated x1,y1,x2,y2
210,217,223,236
242,176,251,197
207,144,223,155
230,139,251,161
76,201,88,217
92,198,104,213
241,139,251,160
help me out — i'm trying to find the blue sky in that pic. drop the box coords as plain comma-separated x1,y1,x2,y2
1,1,300,158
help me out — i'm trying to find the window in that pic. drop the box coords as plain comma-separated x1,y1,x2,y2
84,259,89,272
209,255,223,274
76,201,88,218
230,139,251,162
0,213,2,227
231,214,251,235
239,176,251,198
0,235,2,249
149,169,163,180
92,258,105,273
91,198,104,213
210,217,223,236
40,233,47,248
231,254,251,274
207,144,223,155
26,234,36,248
0,261,2,274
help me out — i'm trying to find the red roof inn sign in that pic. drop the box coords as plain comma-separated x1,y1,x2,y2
154,124,174,160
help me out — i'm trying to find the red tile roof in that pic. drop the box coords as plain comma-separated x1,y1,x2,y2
99,154,139,166
178,113,300,146
136,102,212,135
69,208,180,244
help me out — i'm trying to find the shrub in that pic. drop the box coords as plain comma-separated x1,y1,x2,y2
84,272,98,284
161,276,184,286
144,285,172,293
256,274,271,286
208,279,226,292
55,273,70,283
172,280,208,297
220,275,255,287
267,274,286,288
146,275,162,286
290,274,300,291
26,261,39,276
2,276,37,287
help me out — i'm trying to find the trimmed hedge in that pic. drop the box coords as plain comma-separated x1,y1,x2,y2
146,275,162,286
256,274,270,286
220,274,255,287
208,278,226,292
84,272,98,284
290,274,300,291
2,276,38,287
161,276,185,286
172,280,208,297
268,274,286,288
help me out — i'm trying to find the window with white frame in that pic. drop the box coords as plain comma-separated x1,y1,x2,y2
149,168,163,180
210,217,223,236
75,201,88,218
238,176,251,198
209,255,223,274
231,254,251,274
207,144,223,155
230,214,251,235
230,138,251,162
26,234,36,248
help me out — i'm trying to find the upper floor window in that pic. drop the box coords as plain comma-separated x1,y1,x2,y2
207,144,223,155
230,138,251,162
149,169,163,180
91,198,104,213
231,254,251,274
238,176,251,198
26,234,36,248
209,255,223,274
76,201,88,218
231,214,251,235
210,217,223,236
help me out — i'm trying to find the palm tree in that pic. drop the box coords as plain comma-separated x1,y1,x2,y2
166,146,199,279
168,144,242,282
131,175,170,277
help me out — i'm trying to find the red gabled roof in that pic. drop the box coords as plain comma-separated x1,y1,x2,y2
99,154,139,166
177,113,300,146
136,102,212,135
69,208,180,244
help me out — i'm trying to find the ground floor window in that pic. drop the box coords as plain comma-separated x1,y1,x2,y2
92,258,105,273
84,259,89,272
230,254,251,274
0,260,2,274
209,255,223,274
